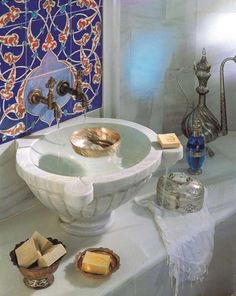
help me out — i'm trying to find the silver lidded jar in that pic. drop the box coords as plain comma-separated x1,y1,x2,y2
156,172,204,214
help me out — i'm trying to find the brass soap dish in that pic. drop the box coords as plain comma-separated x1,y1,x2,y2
75,247,120,279
70,127,121,157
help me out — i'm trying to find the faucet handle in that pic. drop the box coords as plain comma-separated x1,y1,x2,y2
81,93,90,109
46,77,57,90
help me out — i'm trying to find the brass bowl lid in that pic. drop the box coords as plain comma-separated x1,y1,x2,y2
70,127,121,157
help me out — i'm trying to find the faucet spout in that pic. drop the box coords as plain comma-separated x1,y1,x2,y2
78,92,89,109
45,77,57,110
52,102,62,120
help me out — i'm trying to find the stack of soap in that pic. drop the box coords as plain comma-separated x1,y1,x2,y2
81,251,111,275
15,231,66,268
157,133,181,149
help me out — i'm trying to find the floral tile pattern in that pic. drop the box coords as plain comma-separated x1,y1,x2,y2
70,8,102,60
0,0,103,144
0,0,26,28
0,79,27,142
0,24,27,81
71,0,102,14
26,0,71,22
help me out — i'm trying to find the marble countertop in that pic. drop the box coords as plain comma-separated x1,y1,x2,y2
1,132,236,296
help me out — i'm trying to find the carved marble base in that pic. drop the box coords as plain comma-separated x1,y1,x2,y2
58,212,113,236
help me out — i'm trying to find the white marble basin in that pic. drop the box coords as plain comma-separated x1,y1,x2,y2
16,118,182,236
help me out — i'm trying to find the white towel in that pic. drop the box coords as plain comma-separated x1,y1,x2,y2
134,191,215,296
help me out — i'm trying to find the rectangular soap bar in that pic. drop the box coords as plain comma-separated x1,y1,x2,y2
37,244,66,267
15,238,42,268
157,133,181,149
81,251,111,275
32,231,53,253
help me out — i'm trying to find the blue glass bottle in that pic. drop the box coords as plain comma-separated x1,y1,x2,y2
186,119,205,174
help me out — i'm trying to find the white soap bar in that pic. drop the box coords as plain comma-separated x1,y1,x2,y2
31,231,53,252
15,238,42,268
38,244,66,267
157,133,181,149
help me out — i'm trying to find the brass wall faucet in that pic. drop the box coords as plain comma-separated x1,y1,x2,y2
57,70,89,109
28,77,62,120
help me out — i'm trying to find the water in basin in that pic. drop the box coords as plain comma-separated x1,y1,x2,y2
31,123,151,177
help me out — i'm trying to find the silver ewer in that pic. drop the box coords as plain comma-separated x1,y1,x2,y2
181,49,236,155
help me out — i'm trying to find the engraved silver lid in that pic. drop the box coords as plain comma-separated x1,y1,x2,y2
156,172,204,214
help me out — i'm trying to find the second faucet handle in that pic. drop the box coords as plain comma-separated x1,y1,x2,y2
46,77,57,91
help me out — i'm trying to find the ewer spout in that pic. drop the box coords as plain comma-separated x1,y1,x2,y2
219,55,236,136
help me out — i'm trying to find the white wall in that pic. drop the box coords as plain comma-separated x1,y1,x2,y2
196,0,236,131
118,0,236,134
119,0,197,135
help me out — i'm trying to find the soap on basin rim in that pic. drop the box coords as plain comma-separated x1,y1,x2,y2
157,133,181,149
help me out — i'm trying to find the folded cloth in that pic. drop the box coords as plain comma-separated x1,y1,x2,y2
134,190,215,296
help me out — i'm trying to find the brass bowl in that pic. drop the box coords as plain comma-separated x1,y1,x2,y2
9,238,66,289
70,127,121,157
75,247,120,279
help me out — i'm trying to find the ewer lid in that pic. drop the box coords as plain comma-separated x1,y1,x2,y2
156,172,204,214
194,48,211,95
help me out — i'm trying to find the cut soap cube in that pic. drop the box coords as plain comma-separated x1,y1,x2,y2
32,231,53,252
81,251,111,275
15,238,41,268
37,244,66,267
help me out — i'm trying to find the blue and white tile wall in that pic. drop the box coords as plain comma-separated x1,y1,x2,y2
0,0,103,144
